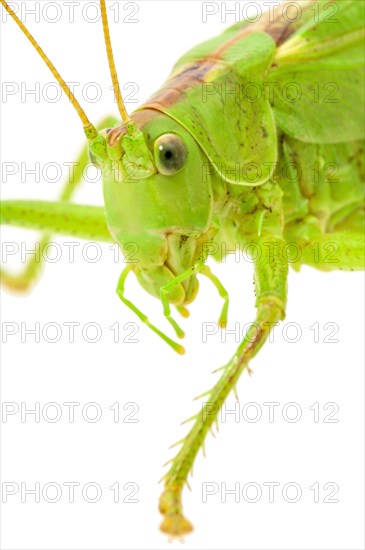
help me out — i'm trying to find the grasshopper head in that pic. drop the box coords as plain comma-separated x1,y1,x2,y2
93,109,217,305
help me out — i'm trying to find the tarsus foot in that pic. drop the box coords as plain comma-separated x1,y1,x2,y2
159,485,193,537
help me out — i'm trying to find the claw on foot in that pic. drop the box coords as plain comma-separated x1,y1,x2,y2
159,486,194,538
0,272,33,294
159,514,193,537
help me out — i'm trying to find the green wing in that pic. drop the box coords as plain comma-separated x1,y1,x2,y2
171,18,255,74
142,0,363,185
268,0,365,143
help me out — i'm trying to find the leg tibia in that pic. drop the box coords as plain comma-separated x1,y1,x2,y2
1,116,118,291
1,201,112,292
1,201,111,241
159,300,284,536
159,237,288,537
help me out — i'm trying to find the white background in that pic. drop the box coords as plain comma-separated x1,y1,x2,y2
1,1,364,549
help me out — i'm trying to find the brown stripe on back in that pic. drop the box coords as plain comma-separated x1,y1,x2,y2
145,58,216,109
107,62,216,144
143,1,316,110
117,1,316,117
212,0,316,59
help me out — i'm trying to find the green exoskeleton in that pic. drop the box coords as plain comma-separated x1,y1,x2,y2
1,0,364,537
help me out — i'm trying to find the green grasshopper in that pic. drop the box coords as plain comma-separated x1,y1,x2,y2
1,0,364,538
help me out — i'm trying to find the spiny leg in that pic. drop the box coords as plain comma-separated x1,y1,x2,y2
158,237,288,537
1,116,118,292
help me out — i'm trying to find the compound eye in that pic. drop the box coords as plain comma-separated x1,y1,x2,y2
154,133,187,175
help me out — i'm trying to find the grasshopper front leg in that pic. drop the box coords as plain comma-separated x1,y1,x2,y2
159,237,288,537
1,116,118,292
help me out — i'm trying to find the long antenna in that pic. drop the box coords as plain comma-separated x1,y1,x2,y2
0,0,97,139
100,0,131,125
